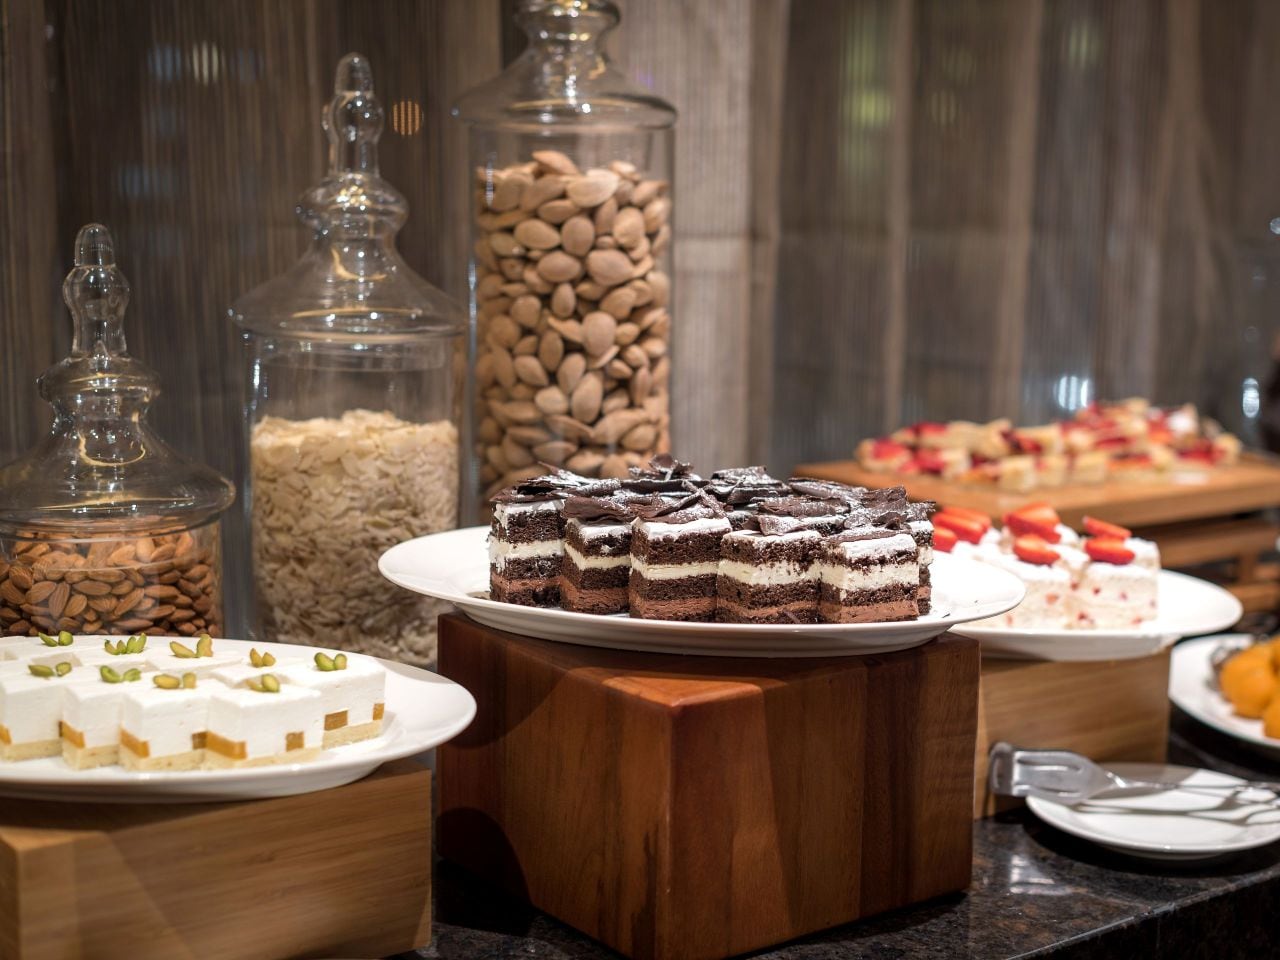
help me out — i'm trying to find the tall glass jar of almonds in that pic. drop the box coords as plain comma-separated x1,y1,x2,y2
453,0,676,503
230,54,464,666
0,224,235,640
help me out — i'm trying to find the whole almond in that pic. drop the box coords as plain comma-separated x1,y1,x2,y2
538,330,565,370
622,422,657,453
586,345,619,370
600,286,638,319
48,584,71,619
477,272,505,299
557,353,587,393
533,149,580,175
476,352,496,387
602,388,631,414
612,206,646,248
652,223,672,255
534,386,570,416
630,254,654,279
491,347,517,388
489,231,525,257
25,580,56,604
510,294,542,328
632,179,664,207
63,593,88,618
536,251,583,284
494,208,531,229
113,588,144,617
74,580,112,597
498,258,525,281
627,278,654,307
508,424,553,446
593,409,648,445
622,343,649,368
489,171,529,212
606,359,633,379
561,215,595,257
547,415,596,443
489,314,522,349
513,334,538,357
641,336,668,359
514,218,561,251
600,453,630,479
510,382,536,402
575,280,607,301
499,401,542,425
550,283,576,318
582,312,618,355
502,435,535,468
514,355,551,387
566,171,619,208
9,566,33,591
585,249,633,287
648,270,671,307
537,198,579,225
593,196,618,234
630,366,653,405
519,175,566,211
643,197,671,232
479,417,502,444
615,322,641,346
653,358,671,386
626,235,651,262
523,264,553,294
571,372,604,422
546,316,584,344
595,236,618,250
566,448,606,475
533,440,577,465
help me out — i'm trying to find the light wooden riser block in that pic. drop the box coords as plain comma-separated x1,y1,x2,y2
436,613,980,960
974,652,1171,818
0,760,433,960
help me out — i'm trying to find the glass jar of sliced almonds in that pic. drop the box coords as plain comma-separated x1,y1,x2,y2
0,224,234,639
454,0,676,502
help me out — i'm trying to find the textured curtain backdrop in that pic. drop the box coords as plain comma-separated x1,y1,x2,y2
1,0,1278,628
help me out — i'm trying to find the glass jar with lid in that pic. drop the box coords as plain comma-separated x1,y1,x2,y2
230,54,464,666
0,224,235,639
453,0,676,501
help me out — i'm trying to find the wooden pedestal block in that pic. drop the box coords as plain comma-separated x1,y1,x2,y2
437,613,980,960
0,760,433,960
974,652,1171,817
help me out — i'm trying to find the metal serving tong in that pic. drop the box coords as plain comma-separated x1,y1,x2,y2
988,743,1280,806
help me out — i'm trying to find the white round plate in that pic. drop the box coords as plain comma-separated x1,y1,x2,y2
0,638,476,803
1170,635,1280,759
378,526,1025,658
1026,762,1280,861
951,570,1242,661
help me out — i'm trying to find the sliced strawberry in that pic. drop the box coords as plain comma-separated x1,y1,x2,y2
933,512,986,544
871,438,911,460
1082,515,1132,540
937,505,992,529
1004,502,1061,542
1013,535,1060,566
932,527,958,553
912,450,947,474
1085,537,1136,565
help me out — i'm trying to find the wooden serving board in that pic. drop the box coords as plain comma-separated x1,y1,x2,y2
437,613,980,960
0,760,433,960
793,454,1280,527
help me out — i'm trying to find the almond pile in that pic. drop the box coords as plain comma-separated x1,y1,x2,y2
474,150,672,499
0,530,222,637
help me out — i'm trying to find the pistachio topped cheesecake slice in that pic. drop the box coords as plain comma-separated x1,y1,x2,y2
0,661,93,761
277,651,387,748
204,676,324,768
62,664,148,769
119,673,211,771
145,634,240,678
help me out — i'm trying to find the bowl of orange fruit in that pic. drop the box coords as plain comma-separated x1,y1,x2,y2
1170,635,1280,757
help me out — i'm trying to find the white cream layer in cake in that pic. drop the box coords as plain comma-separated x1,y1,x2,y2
492,499,562,532
631,517,731,581
636,517,731,539
977,553,1073,628
564,542,631,570
0,668,95,760
120,685,212,769
1073,562,1158,628
812,533,919,597
488,537,563,569
205,684,324,766
718,530,819,586
630,557,721,580
278,653,386,746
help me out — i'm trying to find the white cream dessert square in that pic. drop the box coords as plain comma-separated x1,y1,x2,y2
978,553,1073,629
277,653,386,747
208,651,306,689
0,666,95,761
61,671,147,769
74,648,153,673
119,683,212,771
1,635,81,666
145,642,240,678
205,684,324,767
1073,563,1158,629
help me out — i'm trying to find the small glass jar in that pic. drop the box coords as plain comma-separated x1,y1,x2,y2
453,0,676,501
0,225,235,639
230,54,464,665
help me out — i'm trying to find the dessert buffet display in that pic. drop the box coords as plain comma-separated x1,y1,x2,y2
0,226,234,640
487,458,936,625
856,398,1242,490
230,56,462,665
935,503,1160,630
454,0,676,495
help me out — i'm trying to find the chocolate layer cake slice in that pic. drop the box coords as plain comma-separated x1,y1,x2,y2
903,501,936,614
706,466,791,530
489,470,613,607
560,494,638,615
814,527,921,623
716,515,820,623
629,491,731,622
756,495,850,535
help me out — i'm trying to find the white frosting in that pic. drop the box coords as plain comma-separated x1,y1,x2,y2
63,681,133,748
918,546,934,565
813,560,918,594
493,499,562,531
637,516,731,538
278,654,387,726
0,672,94,744
631,557,720,580
145,652,241,677
207,685,324,757
488,537,563,570
1125,537,1161,571
718,559,815,586
120,686,211,758
565,542,631,571
574,521,631,541
829,532,918,561
74,649,153,672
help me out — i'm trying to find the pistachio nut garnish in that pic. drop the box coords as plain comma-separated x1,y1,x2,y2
333,653,348,671
100,666,123,683
249,648,276,668
247,673,281,693
125,635,146,654
123,668,142,682
181,672,197,689
153,674,181,689
54,661,72,676
195,634,214,658
39,632,58,647
28,663,55,678
169,641,197,659
57,630,74,646
315,652,336,672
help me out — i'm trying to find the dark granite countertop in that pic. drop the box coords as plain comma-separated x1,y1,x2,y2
400,708,1280,959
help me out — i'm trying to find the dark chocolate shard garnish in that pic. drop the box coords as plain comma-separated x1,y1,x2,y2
757,495,849,518
786,477,869,502
491,468,618,504
563,494,639,523
631,488,726,523
753,514,812,537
